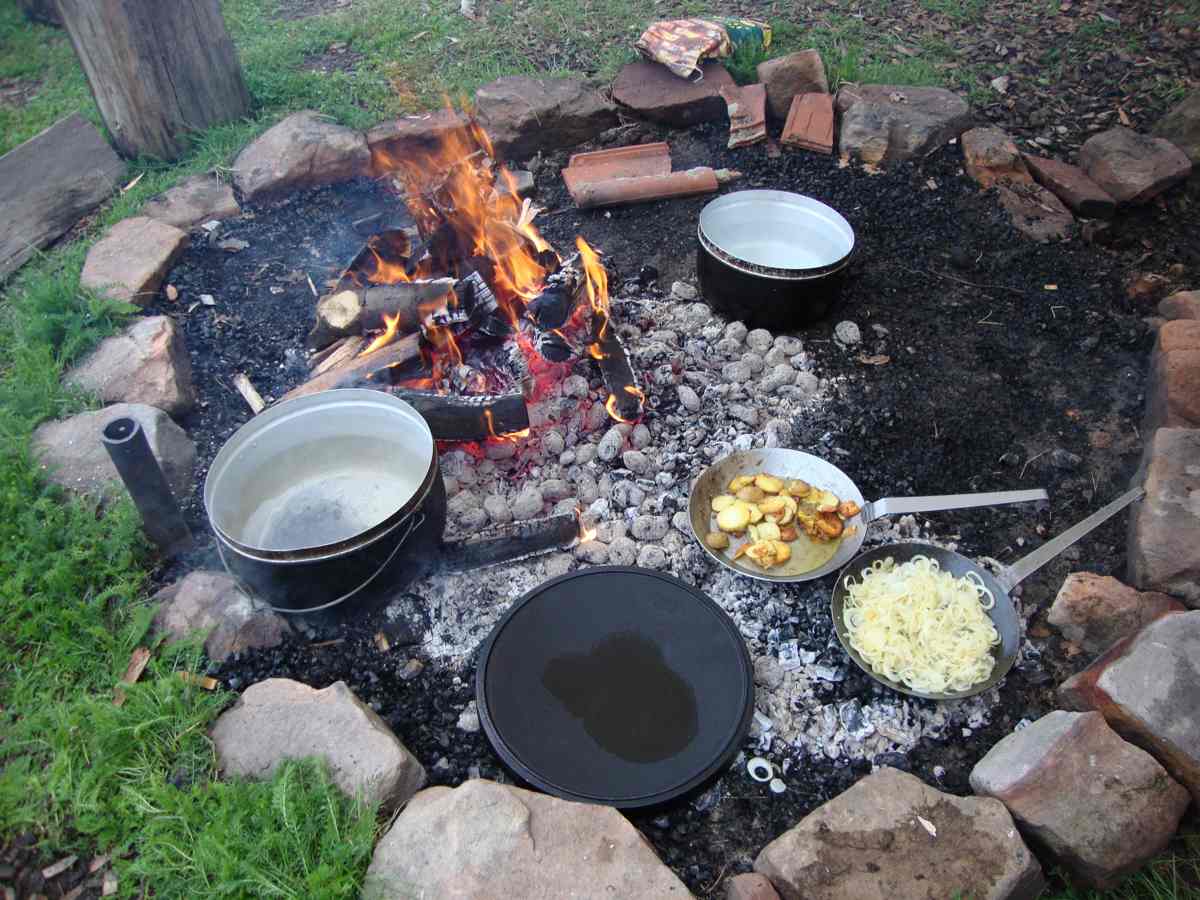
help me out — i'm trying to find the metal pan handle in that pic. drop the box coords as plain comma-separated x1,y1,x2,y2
1002,487,1144,590
865,488,1048,523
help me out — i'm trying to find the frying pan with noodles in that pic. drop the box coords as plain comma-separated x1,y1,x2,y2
830,486,1145,701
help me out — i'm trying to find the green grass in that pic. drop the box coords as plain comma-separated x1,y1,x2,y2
0,0,1195,897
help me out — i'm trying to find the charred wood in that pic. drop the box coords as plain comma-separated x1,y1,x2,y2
281,333,421,402
309,336,365,376
441,512,579,572
595,326,643,420
308,280,456,351
374,389,529,442
535,331,572,362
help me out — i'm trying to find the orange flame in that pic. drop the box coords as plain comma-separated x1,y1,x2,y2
604,384,646,424
362,312,402,356
483,408,530,442
366,244,414,284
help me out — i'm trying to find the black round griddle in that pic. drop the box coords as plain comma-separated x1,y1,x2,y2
476,566,754,807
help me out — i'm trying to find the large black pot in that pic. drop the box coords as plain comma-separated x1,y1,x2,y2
204,390,447,616
697,190,855,330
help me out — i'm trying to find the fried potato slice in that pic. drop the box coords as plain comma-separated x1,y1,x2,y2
814,490,840,513
756,522,781,542
717,504,751,532
779,525,798,542
746,540,779,568
837,499,862,519
729,475,755,492
711,494,737,512
772,540,792,563
746,504,764,524
737,485,766,503
815,512,844,539
705,531,729,550
759,496,788,515
786,479,811,498
754,475,784,494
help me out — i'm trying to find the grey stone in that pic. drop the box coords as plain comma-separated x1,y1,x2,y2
233,111,369,201
727,872,781,900
31,402,194,502
544,552,574,578
970,710,1188,889
745,328,774,353
474,76,618,161
511,486,545,521
742,352,765,374
80,216,188,306
729,404,759,427
636,544,668,569
65,315,195,417
540,478,572,503
1153,89,1200,166
630,423,652,450
632,515,670,542
836,85,972,165
762,364,797,393
763,347,790,368
562,374,590,398
1127,428,1200,605
671,281,698,301
755,767,1044,900
834,321,862,345
210,678,425,810
1060,610,1200,804
672,510,692,534
142,174,240,230
542,430,565,457
456,700,480,733
597,426,626,462
774,335,803,355
575,540,610,565
795,371,820,396
716,337,743,356
482,494,512,525
724,321,749,343
1048,572,1185,655
678,384,701,411
622,449,651,475
723,360,753,383
1080,126,1192,204
153,571,290,663
457,507,488,531
607,536,638,566
363,780,689,898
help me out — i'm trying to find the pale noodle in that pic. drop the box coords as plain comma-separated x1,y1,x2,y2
842,555,999,694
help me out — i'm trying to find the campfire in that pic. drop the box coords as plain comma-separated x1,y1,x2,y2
291,114,645,445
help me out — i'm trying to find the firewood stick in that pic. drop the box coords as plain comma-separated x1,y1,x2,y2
310,336,365,375
386,390,529,442
595,326,643,420
232,373,266,414
280,333,422,402
441,512,579,572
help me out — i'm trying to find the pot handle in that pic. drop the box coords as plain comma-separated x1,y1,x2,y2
864,488,1048,523
1001,487,1144,591
215,511,425,615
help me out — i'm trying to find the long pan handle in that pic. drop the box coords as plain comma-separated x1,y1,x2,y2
866,488,1048,523
1003,486,1145,590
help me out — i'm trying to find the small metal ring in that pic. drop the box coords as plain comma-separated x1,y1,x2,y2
747,756,773,783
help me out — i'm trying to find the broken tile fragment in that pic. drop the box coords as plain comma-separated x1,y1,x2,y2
781,93,834,154
719,83,767,149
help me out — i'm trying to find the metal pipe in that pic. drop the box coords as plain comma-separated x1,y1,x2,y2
101,416,193,556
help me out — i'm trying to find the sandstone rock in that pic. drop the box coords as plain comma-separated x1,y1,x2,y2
1079,127,1192,205
970,710,1189,888
141,174,240,229
997,182,1074,242
65,316,195,417
1145,320,1200,430
1160,290,1200,320
32,402,194,502
363,779,689,899
153,571,290,662
233,111,369,201
365,109,470,171
961,127,1032,188
612,61,735,127
1048,572,1184,655
80,217,188,306
1152,89,1200,166
757,50,828,121
727,872,780,900
1022,155,1116,219
754,767,1043,900
474,76,617,162
210,678,425,810
835,85,972,165
1127,428,1200,605
1059,610,1200,803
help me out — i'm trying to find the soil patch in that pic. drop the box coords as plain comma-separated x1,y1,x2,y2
0,75,40,108
302,43,363,74
177,118,1199,893
273,0,355,20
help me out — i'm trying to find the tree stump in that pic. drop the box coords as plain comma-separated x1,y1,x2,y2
57,0,251,161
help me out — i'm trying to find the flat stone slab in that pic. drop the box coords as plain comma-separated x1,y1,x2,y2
1127,427,1200,604
64,315,196,418
153,571,290,662
31,402,195,502
141,174,240,230
474,76,618,162
0,113,125,281
962,126,1032,188
1145,320,1200,430
754,767,1044,900
757,49,828,121
727,872,780,900
781,93,834,154
366,108,470,172
1160,290,1200,320
1060,610,1200,804
970,710,1189,888
1152,88,1200,166
1047,572,1184,655
363,779,691,898
835,84,972,165
233,111,369,202
80,216,188,306
997,182,1074,242
1023,154,1116,219
612,60,735,128
1079,126,1192,204
210,678,425,811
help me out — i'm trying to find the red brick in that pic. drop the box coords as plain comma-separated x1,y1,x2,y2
1023,154,1116,219
781,93,833,154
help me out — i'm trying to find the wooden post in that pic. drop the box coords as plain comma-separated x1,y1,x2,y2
57,0,251,161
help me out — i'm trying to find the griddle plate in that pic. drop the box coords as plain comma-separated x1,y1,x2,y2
477,567,753,807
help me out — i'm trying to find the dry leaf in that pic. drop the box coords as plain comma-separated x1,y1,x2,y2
178,672,219,690
114,647,152,707
374,631,392,653
916,815,937,837
857,354,891,365
1044,284,1058,290
1118,107,1132,127
42,855,78,880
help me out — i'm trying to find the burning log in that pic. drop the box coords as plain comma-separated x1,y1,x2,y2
281,333,422,402
442,512,579,572
307,279,456,351
383,389,529,442
594,326,644,421
309,335,365,375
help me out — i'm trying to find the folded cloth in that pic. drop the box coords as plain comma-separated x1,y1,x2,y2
635,18,731,80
